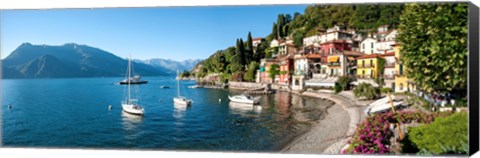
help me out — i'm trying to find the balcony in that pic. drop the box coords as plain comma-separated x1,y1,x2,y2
357,74,374,79
384,62,395,68
383,74,395,79
357,64,375,68
328,62,341,67
347,62,356,67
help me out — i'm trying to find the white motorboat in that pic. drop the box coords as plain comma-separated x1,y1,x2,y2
228,94,260,104
121,55,145,115
173,70,193,105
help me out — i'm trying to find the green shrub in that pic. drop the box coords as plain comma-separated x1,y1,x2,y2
407,112,468,155
337,76,352,91
334,84,342,94
353,83,379,100
380,87,392,94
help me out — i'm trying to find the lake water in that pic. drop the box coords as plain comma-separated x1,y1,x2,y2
1,77,333,152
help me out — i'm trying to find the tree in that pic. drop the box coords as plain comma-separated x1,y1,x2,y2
244,61,259,82
353,83,379,100
269,64,280,82
397,3,468,93
236,38,246,68
245,32,254,65
180,70,191,78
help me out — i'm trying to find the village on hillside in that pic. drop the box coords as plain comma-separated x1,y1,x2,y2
253,24,412,93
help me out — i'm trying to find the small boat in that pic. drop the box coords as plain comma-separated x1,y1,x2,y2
121,55,145,115
118,75,148,85
173,70,193,105
228,94,260,104
160,85,170,89
364,96,403,115
188,85,200,88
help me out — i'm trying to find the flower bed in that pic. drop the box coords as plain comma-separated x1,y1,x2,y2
343,110,447,154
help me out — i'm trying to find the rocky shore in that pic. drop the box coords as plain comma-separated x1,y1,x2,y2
281,91,367,154
201,81,368,154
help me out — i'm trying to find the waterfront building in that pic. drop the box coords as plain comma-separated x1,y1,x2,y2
381,52,396,90
278,55,294,85
327,51,363,77
393,43,416,93
257,58,279,83
356,54,381,79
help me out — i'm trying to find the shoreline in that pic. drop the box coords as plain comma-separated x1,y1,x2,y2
281,91,366,154
219,82,367,154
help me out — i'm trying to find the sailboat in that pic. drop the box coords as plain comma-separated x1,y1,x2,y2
121,55,145,115
173,70,193,105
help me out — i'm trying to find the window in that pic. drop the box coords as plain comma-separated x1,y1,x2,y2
399,64,404,75
362,70,365,75
362,60,365,67
362,43,365,49
371,42,374,48
295,79,299,86
400,83,404,91
371,50,373,54
370,59,373,67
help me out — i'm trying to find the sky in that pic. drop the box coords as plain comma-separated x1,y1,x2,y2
0,5,307,61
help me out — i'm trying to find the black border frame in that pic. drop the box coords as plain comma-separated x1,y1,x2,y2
468,2,479,156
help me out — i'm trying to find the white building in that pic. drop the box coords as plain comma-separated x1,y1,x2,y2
303,35,321,46
360,37,376,54
270,39,280,48
252,38,263,48
375,30,397,54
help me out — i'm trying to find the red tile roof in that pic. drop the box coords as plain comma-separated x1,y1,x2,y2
357,54,381,59
381,52,395,57
253,37,264,41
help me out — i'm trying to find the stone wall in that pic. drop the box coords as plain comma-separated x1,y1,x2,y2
229,81,266,90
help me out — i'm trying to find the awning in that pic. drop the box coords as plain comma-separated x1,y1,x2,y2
328,56,340,62
347,57,355,61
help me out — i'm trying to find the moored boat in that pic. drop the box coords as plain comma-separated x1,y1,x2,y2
228,94,260,104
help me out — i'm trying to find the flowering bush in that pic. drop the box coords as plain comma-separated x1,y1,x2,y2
343,110,443,154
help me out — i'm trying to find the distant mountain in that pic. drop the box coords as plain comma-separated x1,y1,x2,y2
1,43,169,79
135,58,203,74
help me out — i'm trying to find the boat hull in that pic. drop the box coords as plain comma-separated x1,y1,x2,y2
173,97,192,105
119,81,148,85
122,103,145,115
228,96,259,104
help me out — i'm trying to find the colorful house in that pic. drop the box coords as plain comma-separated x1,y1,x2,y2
393,43,416,92
356,54,381,79
327,51,362,77
278,55,294,85
257,58,279,83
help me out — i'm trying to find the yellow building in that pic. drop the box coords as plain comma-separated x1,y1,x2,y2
393,43,416,92
356,54,381,79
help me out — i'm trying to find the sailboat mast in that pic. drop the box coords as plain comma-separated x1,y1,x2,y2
128,54,131,103
177,70,180,97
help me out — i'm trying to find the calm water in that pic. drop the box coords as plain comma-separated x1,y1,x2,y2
1,77,332,152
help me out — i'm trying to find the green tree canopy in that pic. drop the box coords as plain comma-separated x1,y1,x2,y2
397,3,468,93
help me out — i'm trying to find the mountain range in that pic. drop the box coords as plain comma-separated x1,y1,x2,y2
1,43,202,79
133,58,202,74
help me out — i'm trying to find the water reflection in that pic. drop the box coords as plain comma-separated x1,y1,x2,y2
229,102,262,115
121,111,144,140
173,102,189,121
